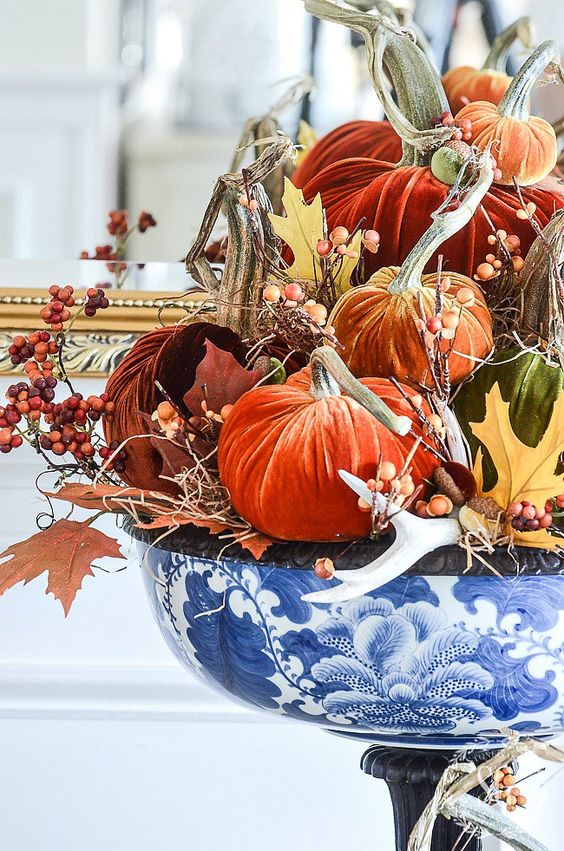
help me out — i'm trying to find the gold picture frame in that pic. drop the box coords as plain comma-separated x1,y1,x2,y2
0,287,212,377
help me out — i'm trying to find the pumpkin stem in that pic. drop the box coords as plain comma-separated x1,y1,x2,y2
482,17,534,72
304,0,452,166
186,137,295,338
553,116,564,138
498,40,562,120
309,347,412,435
229,74,315,214
387,149,494,295
521,209,564,363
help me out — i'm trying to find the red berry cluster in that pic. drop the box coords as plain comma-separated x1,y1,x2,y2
84,288,110,317
0,427,23,454
39,426,95,460
5,379,57,422
107,210,128,236
43,392,115,429
39,285,75,332
431,110,472,142
507,499,554,532
99,440,127,473
138,211,157,233
8,330,58,366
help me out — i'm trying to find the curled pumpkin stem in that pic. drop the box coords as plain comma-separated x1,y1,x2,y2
483,16,534,72
309,347,412,435
185,137,295,337
388,149,494,294
499,40,562,120
304,0,452,166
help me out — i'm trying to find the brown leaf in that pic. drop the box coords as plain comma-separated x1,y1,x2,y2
183,340,263,416
48,482,164,511
0,519,126,614
138,411,198,480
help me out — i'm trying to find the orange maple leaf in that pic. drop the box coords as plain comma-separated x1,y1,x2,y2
136,515,275,559
0,519,126,614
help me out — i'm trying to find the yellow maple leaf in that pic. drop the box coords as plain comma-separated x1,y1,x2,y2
295,119,317,166
269,177,361,296
470,383,564,549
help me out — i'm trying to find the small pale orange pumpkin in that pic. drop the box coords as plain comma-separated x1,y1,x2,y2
329,152,494,386
442,17,533,113
456,41,559,186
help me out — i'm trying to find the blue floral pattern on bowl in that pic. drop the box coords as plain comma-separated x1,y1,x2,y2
138,541,564,748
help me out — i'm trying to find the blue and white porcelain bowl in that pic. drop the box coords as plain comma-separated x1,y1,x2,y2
133,527,564,749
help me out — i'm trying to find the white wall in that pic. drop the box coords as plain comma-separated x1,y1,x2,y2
0,376,392,851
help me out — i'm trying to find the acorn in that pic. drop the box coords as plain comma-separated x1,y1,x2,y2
467,496,505,520
433,462,477,507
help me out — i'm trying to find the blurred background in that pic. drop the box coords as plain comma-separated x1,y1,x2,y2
0,2,563,850
0,0,562,265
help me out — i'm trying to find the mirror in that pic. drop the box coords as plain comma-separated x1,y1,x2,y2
5,0,557,267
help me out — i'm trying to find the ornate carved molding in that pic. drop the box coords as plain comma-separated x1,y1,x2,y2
0,287,213,375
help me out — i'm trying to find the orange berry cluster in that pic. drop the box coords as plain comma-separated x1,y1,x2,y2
475,230,523,282
44,393,115,429
39,285,76,332
415,285,475,346
263,282,334,334
0,427,23,453
358,461,415,513
39,426,95,460
492,767,527,813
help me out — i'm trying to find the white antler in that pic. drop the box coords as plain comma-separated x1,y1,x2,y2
302,471,461,604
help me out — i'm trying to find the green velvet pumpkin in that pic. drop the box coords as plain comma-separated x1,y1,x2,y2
454,349,564,491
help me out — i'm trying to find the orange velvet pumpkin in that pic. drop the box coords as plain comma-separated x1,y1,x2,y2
456,42,559,186
292,120,402,189
218,353,439,541
328,152,494,386
443,66,511,115
330,268,492,385
442,17,532,113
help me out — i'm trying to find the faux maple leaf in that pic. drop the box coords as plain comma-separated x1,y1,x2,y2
48,482,178,514
269,177,361,295
470,383,564,549
135,514,275,559
183,340,263,416
0,519,126,614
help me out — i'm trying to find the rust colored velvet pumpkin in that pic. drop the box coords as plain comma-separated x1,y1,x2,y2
218,351,439,541
442,17,532,113
104,322,306,494
456,42,559,186
292,120,402,189
302,158,561,278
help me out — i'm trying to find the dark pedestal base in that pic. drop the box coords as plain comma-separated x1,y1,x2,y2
362,746,485,851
